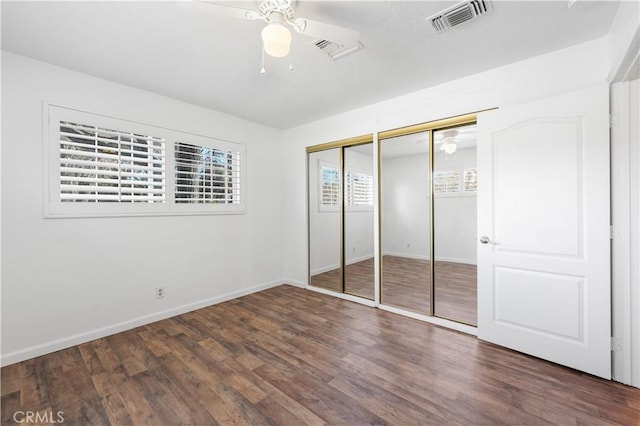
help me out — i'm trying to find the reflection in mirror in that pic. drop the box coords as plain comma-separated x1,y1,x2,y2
380,131,431,313
433,124,478,325
308,149,342,292
344,144,375,299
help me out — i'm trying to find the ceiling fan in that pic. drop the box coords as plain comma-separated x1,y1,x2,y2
434,126,477,154
436,129,460,154
179,0,361,59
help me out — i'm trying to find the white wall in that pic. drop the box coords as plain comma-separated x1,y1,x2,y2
381,153,430,258
1,51,284,365
380,149,477,264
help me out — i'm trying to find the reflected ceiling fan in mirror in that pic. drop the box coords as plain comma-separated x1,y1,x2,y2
434,125,477,155
179,0,362,70
437,129,460,154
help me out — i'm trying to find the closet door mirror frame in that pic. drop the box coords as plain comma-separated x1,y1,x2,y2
307,134,374,300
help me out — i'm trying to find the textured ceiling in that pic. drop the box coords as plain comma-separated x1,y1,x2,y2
1,1,620,129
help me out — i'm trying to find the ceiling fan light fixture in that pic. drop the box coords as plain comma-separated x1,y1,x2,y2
261,22,292,57
441,137,457,154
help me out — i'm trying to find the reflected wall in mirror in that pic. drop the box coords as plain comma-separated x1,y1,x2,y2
433,124,478,325
380,131,431,313
308,148,342,292
344,144,375,299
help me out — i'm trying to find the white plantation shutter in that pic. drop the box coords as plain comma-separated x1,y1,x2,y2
59,121,166,203
464,167,478,192
348,171,373,206
46,105,246,217
433,168,477,195
433,169,461,193
174,142,241,204
321,165,340,207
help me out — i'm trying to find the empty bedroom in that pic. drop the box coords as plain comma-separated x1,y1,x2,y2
1,0,639,424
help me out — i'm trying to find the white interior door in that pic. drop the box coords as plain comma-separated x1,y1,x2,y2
477,84,611,379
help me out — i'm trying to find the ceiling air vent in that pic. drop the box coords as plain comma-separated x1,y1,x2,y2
427,0,492,33
311,39,364,60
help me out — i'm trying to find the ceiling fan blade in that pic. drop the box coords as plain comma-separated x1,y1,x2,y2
177,0,263,21
292,17,359,46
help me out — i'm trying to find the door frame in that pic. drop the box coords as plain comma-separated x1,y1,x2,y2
609,25,639,387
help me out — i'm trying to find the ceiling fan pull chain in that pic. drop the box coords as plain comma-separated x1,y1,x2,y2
260,42,266,74
289,49,294,71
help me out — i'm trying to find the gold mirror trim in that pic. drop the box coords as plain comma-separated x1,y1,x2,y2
306,134,374,153
378,111,484,141
428,129,435,317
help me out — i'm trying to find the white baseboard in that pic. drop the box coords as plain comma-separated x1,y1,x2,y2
310,263,339,276
382,252,476,265
305,285,376,307
383,251,429,260
283,279,306,288
310,254,375,276
435,256,477,265
346,254,374,265
0,279,285,367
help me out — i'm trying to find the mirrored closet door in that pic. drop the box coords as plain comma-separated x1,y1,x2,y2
433,124,478,325
380,118,478,325
307,139,375,300
380,131,431,313
343,144,375,299
308,148,342,292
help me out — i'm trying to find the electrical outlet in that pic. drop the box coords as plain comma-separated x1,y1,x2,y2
155,287,165,299
407,242,411,248
352,247,356,253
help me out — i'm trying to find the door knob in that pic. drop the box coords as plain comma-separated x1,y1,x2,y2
479,236,492,244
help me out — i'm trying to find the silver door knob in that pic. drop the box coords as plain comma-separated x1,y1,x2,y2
479,236,492,244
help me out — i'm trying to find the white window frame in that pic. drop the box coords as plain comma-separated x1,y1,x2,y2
44,104,246,217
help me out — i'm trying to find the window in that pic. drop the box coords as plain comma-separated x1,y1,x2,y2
320,164,340,209
433,168,477,195
59,121,165,203
174,142,241,204
345,170,374,207
318,161,374,211
433,169,460,193
464,168,478,192
46,105,245,217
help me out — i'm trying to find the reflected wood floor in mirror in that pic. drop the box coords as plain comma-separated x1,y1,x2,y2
310,256,477,325
3,285,638,425
382,256,477,325
308,259,377,300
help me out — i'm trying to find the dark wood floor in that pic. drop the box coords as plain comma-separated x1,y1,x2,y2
2,285,638,425
310,256,477,325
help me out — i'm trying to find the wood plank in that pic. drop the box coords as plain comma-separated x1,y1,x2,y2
1,285,637,425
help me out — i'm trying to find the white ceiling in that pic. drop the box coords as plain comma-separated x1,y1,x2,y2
1,1,620,129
